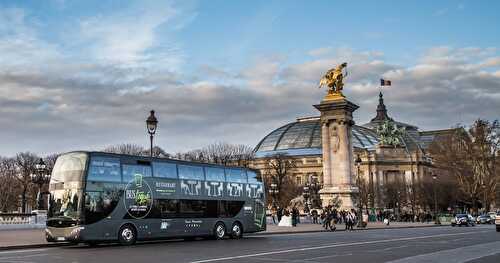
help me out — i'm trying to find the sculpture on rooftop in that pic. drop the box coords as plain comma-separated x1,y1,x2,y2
318,62,348,95
377,120,406,147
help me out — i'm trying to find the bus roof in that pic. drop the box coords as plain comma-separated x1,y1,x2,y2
61,150,259,173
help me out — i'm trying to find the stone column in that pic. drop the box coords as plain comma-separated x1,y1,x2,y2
314,97,359,210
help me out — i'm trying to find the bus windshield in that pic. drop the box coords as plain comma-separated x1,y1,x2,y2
48,152,88,220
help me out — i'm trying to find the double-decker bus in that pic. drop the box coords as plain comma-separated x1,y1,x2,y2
46,151,266,245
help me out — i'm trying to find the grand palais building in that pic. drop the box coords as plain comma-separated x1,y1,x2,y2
250,92,453,210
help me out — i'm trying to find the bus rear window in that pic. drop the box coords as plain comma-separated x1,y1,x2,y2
247,170,260,183
226,169,247,183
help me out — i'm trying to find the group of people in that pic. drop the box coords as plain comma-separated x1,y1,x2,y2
270,205,367,230
271,207,301,227
318,207,360,231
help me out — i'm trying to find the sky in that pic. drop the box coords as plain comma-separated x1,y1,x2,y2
0,0,499,156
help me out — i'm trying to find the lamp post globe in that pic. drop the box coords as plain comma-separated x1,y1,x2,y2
146,110,158,157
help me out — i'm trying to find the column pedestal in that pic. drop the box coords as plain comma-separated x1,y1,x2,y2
314,95,359,210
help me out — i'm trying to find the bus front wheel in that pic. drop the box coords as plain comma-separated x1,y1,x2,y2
231,222,243,239
118,224,137,246
214,222,226,240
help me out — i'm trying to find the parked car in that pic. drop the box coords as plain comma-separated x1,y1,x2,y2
476,215,493,224
496,212,500,232
488,212,497,221
451,214,475,227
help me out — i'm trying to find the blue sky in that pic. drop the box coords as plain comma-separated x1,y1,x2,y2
0,0,499,156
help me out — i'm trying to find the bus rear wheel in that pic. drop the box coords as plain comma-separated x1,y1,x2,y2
231,222,243,239
213,222,226,240
118,224,137,246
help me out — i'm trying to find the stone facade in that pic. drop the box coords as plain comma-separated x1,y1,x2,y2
252,92,453,211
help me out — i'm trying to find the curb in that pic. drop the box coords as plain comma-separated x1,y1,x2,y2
0,224,448,251
250,224,447,236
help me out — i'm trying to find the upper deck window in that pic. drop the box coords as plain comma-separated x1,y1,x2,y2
122,164,152,183
225,169,247,183
87,157,121,182
178,165,204,180
205,167,225,181
153,162,178,179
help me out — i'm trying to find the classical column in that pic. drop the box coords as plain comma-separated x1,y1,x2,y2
314,97,359,210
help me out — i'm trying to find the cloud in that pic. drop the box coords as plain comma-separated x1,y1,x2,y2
0,6,499,157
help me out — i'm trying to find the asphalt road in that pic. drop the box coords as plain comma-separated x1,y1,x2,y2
1,225,499,263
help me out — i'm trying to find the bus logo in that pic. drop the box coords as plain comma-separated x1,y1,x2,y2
124,173,153,219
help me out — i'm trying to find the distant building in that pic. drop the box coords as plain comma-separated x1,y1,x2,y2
250,92,455,210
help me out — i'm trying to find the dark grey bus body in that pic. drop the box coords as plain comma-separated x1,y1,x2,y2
46,151,266,244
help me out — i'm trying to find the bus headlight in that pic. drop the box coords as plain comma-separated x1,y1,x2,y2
70,227,85,237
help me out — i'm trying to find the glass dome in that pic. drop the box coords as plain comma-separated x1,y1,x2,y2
254,117,379,157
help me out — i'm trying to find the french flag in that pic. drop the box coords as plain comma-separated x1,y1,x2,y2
380,79,392,86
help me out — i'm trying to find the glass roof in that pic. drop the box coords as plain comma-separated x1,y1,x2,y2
254,118,380,157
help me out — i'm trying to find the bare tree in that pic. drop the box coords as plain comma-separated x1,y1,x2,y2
103,143,170,158
15,152,39,213
429,119,500,214
262,153,300,208
103,143,147,156
0,157,21,212
175,142,254,167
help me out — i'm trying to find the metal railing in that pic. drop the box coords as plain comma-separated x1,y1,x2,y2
0,213,39,225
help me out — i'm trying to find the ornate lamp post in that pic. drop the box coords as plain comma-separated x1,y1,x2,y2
432,174,440,224
303,183,310,213
269,178,279,210
355,154,363,227
32,158,49,210
146,110,158,157
482,183,487,213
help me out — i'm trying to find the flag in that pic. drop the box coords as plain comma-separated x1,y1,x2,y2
380,79,391,86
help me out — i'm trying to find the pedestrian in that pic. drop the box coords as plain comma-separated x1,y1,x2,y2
277,207,283,223
271,207,278,225
292,207,298,227
311,209,319,224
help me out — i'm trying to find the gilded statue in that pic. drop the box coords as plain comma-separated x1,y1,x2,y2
319,62,348,95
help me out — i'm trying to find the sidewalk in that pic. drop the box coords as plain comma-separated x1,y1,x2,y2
0,221,444,250
263,221,444,235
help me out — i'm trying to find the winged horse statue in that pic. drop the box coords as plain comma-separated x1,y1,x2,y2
318,62,348,94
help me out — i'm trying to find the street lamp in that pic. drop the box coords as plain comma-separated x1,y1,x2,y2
146,110,158,157
269,178,279,210
31,158,49,210
432,174,440,224
482,183,487,213
355,154,363,227
303,183,310,213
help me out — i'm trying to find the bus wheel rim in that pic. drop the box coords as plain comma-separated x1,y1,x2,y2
233,225,241,236
122,228,133,241
216,225,225,237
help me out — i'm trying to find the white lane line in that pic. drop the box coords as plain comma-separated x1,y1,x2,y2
0,249,49,255
190,230,489,263
385,240,500,263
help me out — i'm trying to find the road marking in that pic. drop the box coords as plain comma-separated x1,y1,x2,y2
190,230,489,263
0,249,48,255
385,240,500,263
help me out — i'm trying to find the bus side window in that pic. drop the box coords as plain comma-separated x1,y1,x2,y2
178,165,204,180
88,157,121,182
122,164,152,183
153,162,178,179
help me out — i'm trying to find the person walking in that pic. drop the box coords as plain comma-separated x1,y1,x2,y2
271,207,278,225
